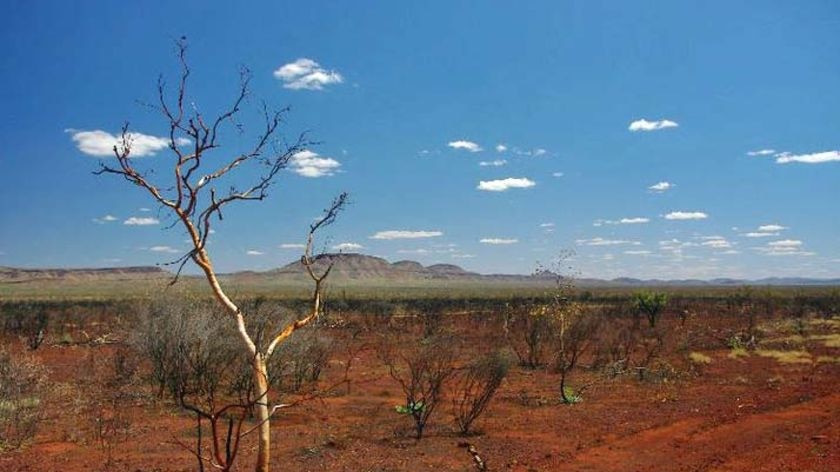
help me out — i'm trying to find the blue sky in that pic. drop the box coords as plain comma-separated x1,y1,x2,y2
1,0,838,278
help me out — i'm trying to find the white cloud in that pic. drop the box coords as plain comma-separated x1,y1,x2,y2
279,243,305,249
754,239,814,257
743,232,778,238
701,238,732,249
93,214,118,224
139,207,151,212
552,172,564,178
452,254,476,259
246,250,265,256
648,181,673,193
68,129,189,157
333,242,363,251
479,159,507,167
539,223,555,228
620,217,649,224
758,224,786,232
289,150,341,178
747,149,776,156
477,177,536,192
448,140,483,152
576,238,640,246
273,58,343,90
495,144,508,153
370,230,443,240
768,239,802,248
594,217,650,226
149,245,179,254
775,150,840,164
512,147,549,157
624,250,652,255
628,119,679,132
664,211,708,220
480,238,518,245
124,216,160,226
397,248,430,254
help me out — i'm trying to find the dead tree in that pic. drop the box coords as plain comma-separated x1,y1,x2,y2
94,40,347,472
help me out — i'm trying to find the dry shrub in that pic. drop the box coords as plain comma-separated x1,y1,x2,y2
379,333,457,439
452,350,510,435
0,348,48,450
503,301,555,369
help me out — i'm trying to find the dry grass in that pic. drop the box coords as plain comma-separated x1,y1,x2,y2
728,347,749,359
809,333,840,348
688,352,712,364
754,349,812,364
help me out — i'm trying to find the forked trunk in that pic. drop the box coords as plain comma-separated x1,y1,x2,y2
253,354,271,472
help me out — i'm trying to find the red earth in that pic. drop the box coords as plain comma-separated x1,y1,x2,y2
2,311,838,472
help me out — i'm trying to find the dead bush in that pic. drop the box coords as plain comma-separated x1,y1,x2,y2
379,333,457,439
452,350,510,435
503,301,555,369
0,348,48,450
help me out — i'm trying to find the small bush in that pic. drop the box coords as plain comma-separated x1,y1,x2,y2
688,352,712,364
0,349,48,450
380,334,457,439
452,350,510,435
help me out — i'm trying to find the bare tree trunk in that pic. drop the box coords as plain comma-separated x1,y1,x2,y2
253,354,271,472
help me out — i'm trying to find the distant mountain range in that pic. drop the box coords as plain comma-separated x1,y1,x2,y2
0,265,168,283
2,253,839,287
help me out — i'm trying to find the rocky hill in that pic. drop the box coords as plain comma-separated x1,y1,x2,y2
264,253,484,281
0,266,169,283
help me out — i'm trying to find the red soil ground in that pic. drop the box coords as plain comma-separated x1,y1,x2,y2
2,312,838,472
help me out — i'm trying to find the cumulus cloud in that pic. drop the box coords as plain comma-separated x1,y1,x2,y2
768,239,802,248
624,250,652,255
93,214,118,224
246,250,265,256
744,232,778,238
480,238,518,245
747,149,776,156
754,239,814,256
479,160,507,167
701,238,732,249
620,217,650,224
539,223,555,228
370,230,443,240
594,217,650,226
333,242,363,251
576,238,640,246
664,211,708,220
289,150,341,178
273,58,343,90
68,129,189,157
628,119,678,132
124,217,160,226
397,248,430,254
495,144,508,153
511,147,548,157
149,245,179,254
775,150,840,164
648,181,674,193
452,254,476,259
758,224,786,232
477,177,536,192
279,243,305,249
448,140,482,152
